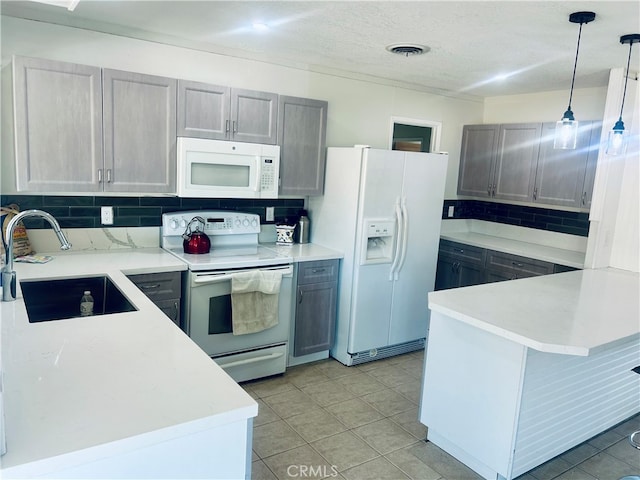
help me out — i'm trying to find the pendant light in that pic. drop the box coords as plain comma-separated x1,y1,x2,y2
554,11,596,150
606,34,640,156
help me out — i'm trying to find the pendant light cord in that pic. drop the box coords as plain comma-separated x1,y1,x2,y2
567,22,585,111
618,41,634,121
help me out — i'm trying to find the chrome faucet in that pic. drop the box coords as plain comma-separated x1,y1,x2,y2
2,209,72,301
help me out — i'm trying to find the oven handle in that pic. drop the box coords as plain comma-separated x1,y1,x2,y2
218,351,284,369
192,264,293,286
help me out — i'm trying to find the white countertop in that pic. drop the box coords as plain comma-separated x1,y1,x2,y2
428,268,639,356
0,248,258,474
263,242,343,262
440,231,586,268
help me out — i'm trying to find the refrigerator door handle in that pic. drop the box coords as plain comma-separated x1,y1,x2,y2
395,197,410,280
389,198,404,280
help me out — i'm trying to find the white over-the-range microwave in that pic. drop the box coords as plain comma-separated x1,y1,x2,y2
177,137,280,199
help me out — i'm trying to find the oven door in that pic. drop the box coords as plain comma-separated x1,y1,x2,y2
185,264,293,380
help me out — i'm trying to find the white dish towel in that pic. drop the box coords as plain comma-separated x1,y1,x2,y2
231,270,283,335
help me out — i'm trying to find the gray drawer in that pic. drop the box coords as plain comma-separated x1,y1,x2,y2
127,271,181,302
297,259,339,285
439,239,486,266
485,251,554,277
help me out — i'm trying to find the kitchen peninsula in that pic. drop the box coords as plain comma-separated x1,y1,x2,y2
0,249,258,479
420,267,640,480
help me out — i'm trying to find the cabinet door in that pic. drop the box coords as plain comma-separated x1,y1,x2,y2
457,124,500,197
177,79,230,140
534,122,594,207
230,88,278,144
581,122,602,209
278,96,328,196
493,123,541,201
435,257,459,290
458,263,486,287
103,69,177,193
12,56,103,192
294,281,337,357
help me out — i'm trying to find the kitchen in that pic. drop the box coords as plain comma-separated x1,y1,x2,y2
1,1,639,479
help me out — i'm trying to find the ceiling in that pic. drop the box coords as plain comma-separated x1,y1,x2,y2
1,1,639,98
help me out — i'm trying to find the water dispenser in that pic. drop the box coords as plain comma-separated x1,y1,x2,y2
360,219,395,265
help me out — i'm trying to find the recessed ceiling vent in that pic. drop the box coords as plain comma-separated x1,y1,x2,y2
386,44,430,57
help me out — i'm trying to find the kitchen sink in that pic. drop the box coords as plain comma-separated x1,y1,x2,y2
20,275,137,323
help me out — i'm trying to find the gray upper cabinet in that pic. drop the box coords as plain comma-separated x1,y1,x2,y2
457,124,500,197
177,80,229,139
11,56,103,192
493,123,541,202
231,88,278,144
534,121,602,208
103,69,177,193
177,80,277,144
457,121,600,209
278,95,328,196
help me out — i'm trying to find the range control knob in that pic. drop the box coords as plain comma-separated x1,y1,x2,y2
235,218,242,227
179,219,187,229
170,219,178,230
243,218,250,227
251,218,259,227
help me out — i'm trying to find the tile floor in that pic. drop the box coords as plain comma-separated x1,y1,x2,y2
241,350,640,480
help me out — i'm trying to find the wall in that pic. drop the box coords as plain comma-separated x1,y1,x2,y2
483,87,607,124
0,15,483,200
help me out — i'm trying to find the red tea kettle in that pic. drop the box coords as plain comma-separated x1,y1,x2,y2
182,216,211,254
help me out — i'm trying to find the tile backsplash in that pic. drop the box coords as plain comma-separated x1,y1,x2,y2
442,200,590,237
2,195,589,238
0,195,305,229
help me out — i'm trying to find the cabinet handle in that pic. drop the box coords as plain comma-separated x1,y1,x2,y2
98,169,103,183
298,287,303,304
511,262,524,268
107,169,112,183
172,301,179,322
311,268,326,273
455,248,464,254
533,187,538,201
582,192,587,206
140,283,161,290
487,184,492,195
232,120,238,134
225,119,230,134
491,184,496,197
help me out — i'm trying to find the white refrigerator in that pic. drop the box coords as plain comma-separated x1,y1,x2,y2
308,146,448,366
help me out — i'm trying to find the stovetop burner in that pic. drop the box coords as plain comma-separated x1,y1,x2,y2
161,211,292,270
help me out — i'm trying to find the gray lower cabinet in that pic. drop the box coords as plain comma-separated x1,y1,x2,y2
127,271,182,327
293,259,338,357
103,69,177,193
9,56,104,192
435,239,575,290
484,250,554,283
435,240,486,290
278,96,328,196
177,79,278,144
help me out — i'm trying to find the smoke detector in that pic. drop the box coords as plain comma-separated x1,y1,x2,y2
385,44,430,57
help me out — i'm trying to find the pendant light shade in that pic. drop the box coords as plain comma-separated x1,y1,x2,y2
606,34,640,156
554,11,596,150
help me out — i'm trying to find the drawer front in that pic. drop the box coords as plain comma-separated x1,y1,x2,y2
486,251,553,277
439,240,486,266
297,259,339,285
127,271,181,301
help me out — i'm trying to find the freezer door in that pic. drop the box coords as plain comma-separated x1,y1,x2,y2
388,153,448,345
348,149,405,354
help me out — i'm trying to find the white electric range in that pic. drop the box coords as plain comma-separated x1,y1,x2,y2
161,211,293,382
